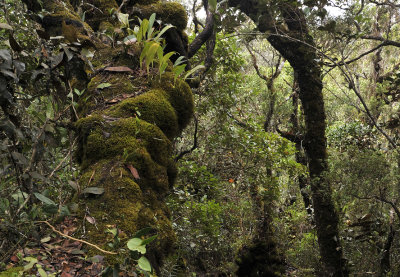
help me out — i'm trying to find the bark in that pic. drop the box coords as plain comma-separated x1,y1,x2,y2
228,1,348,276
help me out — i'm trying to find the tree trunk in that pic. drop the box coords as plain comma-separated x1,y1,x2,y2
228,1,348,275
23,0,193,272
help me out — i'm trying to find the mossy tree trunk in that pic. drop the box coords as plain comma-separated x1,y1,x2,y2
23,0,193,272
228,0,349,276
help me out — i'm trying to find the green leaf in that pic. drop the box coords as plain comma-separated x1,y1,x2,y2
138,256,152,272
147,13,156,38
184,64,205,80
37,265,48,277
34,192,56,206
141,235,157,245
174,55,186,67
127,238,146,254
154,24,173,42
97,83,112,89
134,227,154,238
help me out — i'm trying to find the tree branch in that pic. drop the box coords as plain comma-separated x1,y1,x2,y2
188,0,215,58
175,115,199,162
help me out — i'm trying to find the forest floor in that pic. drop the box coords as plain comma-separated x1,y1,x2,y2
3,217,105,276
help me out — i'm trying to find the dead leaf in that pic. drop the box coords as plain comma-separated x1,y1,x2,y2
104,66,133,73
10,255,19,262
127,164,140,179
85,215,96,224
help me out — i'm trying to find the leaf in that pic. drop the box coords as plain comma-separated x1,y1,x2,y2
138,256,152,272
85,215,96,224
97,83,112,89
36,29,50,40
11,151,29,165
37,265,47,277
51,53,65,69
34,192,56,206
147,13,156,38
0,23,13,30
127,164,140,179
41,236,51,243
0,49,11,61
141,234,157,245
9,33,23,52
172,64,186,79
154,24,174,42
134,227,155,238
68,180,78,191
174,55,186,67
127,238,146,254
104,66,133,73
82,187,105,196
184,64,205,80
123,34,137,45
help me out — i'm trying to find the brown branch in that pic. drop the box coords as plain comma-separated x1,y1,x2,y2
188,0,215,58
36,221,117,255
175,115,199,162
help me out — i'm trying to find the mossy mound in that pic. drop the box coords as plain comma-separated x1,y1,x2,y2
78,159,175,265
151,73,194,130
136,2,188,31
106,90,179,139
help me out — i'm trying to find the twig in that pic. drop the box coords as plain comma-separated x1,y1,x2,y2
36,221,117,255
48,138,77,179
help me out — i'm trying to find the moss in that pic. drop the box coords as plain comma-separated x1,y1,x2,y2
77,158,174,266
137,2,188,31
0,266,23,276
112,118,172,166
106,90,179,139
91,45,141,71
151,73,194,130
41,1,93,37
99,21,116,34
77,72,142,116
84,0,119,30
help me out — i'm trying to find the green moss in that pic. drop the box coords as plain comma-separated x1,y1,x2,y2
151,73,194,130
77,72,142,116
112,118,172,166
106,90,179,139
137,2,188,31
42,1,93,36
0,266,23,276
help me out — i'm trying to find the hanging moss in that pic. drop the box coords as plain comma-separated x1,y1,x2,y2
106,90,179,139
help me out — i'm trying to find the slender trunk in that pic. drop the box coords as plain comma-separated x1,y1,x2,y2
228,1,348,275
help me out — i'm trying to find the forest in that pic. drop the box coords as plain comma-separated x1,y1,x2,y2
1,0,400,276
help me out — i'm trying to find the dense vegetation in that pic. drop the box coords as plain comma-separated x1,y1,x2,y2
1,0,400,276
